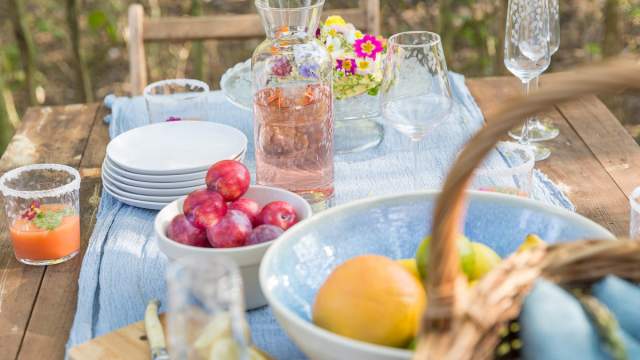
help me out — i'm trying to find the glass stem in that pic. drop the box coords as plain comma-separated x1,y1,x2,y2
412,139,420,190
519,80,532,146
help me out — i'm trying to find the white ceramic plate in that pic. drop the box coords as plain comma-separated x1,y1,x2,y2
103,177,180,203
101,162,206,189
104,158,207,182
102,184,169,210
107,121,248,175
102,170,203,196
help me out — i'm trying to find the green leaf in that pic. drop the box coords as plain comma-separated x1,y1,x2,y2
88,10,108,30
33,208,72,230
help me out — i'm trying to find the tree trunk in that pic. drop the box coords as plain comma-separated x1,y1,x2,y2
0,67,16,155
66,0,94,102
438,0,454,59
494,0,509,75
602,0,623,57
191,0,205,81
8,0,37,105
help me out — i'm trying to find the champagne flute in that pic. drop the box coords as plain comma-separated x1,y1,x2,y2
509,0,560,142
504,0,551,160
381,31,454,189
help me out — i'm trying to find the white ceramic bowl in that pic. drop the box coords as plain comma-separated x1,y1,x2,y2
259,191,615,359
155,185,312,309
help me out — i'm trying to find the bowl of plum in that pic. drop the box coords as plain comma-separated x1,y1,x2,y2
154,160,312,309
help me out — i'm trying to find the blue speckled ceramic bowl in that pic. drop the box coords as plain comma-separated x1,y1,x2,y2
260,191,615,360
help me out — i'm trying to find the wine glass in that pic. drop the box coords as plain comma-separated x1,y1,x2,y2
381,31,454,189
504,0,551,160
509,0,560,142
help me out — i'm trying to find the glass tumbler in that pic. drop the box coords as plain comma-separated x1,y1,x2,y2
144,79,210,123
0,164,81,265
629,187,640,240
166,257,250,359
472,142,535,197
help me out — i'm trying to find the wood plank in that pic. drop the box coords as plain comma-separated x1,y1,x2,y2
16,103,105,359
0,104,98,360
17,177,102,360
142,8,366,42
0,104,99,173
556,94,640,197
467,77,630,236
79,104,109,170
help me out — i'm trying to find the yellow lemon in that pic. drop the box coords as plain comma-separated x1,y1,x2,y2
396,258,420,280
313,255,427,348
518,234,546,253
325,15,346,26
468,242,502,281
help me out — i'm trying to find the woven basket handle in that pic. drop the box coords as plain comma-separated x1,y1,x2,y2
421,58,640,339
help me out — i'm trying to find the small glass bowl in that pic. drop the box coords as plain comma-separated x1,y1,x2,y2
144,79,210,123
0,164,81,265
472,142,535,198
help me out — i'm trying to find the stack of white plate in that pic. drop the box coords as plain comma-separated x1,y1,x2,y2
102,121,248,210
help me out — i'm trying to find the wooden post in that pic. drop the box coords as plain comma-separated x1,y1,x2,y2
8,0,37,105
66,0,94,102
128,4,147,95
360,0,381,35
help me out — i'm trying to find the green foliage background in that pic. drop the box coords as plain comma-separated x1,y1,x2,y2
0,0,638,152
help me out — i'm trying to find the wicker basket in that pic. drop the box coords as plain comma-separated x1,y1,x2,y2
414,58,640,360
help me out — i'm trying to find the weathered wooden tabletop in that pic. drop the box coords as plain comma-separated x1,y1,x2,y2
1,76,639,359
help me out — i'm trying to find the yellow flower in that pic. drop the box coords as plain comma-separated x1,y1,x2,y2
325,15,346,26
354,31,364,39
328,28,338,37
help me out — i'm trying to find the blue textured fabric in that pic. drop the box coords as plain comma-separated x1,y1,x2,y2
67,73,574,359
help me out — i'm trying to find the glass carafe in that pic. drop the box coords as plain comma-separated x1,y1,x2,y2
252,0,334,210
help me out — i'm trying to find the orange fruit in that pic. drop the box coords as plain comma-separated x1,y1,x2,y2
312,255,427,348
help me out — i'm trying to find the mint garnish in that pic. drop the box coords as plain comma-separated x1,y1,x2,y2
33,208,73,230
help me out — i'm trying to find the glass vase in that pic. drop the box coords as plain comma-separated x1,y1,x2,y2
252,0,334,210
334,93,384,154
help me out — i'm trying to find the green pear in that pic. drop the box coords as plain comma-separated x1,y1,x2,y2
468,242,502,281
415,235,475,281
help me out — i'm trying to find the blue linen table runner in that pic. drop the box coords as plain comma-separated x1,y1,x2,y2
67,73,573,359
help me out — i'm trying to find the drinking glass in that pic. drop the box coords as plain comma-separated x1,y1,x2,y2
508,0,560,142
167,257,250,359
472,142,535,198
381,31,454,189
0,164,81,265
144,79,209,123
504,0,551,160
630,187,640,240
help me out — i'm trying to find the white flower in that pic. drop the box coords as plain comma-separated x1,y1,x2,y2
325,36,344,58
356,57,374,75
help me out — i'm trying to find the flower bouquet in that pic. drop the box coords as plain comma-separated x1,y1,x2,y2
318,15,386,153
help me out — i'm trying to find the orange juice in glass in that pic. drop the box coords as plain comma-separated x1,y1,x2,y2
0,164,81,265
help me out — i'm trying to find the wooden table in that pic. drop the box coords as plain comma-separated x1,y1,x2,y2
1,77,639,359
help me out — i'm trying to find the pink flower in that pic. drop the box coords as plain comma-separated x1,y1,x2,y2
271,57,292,77
336,58,357,75
354,34,383,60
